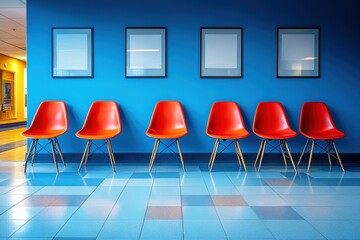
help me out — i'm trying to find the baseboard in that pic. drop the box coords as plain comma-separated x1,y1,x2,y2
31,153,360,166
0,121,27,130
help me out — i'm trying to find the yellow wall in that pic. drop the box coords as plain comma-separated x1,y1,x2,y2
0,54,27,124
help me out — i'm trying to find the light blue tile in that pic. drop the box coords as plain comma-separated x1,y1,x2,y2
99,178,129,186
98,220,143,239
8,186,43,194
184,220,227,239
56,220,105,238
335,207,360,220
221,219,274,239
264,220,326,239
0,206,10,214
331,186,360,195
180,177,206,187
140,220,183,240
70,206,113,220
0,186,14,195
148,194,181,206
183,206,219,220
62,186,97,195
127,178,154,187
309,220,360,240
0,220,27,238
271,186,335,195
242,194,288,206
293,206,346,220
207,185,240,195
0,206,44,220
108,203,147,220
33,186,70,195
181,186,209,195
12,220,66,238
153,178,179,186
237,186,276,195
151,186,180,196
0,194,29,207
33,206,78,220
216,206,258,220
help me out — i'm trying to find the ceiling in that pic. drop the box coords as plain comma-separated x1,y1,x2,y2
0,0,26,61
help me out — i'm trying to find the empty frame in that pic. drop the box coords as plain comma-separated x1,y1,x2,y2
52,28,94,78
201,28,242,78
126,27,167,78
277,28,320,78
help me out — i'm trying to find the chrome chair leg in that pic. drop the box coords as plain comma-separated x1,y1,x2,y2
84,140,92,166
78,140,91,172
50,139,59,172
106,139,116,172
298,138,310,166
257,140,267,172
234,140,242,166
55,138,66,166
149,139,160,171
31,139,38,166
176,139,186,172
332,141,345,172
279,140,287,166
24,139,36,173
325,141,332,167
307,140,315,172
210,138,220,171
209,139,219,168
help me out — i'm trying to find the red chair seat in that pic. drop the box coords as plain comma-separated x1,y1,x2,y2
207,128,250,139
253,128,297,140
76,129,121,140
146,128,187,139
22,128,67,139
301,129,345,140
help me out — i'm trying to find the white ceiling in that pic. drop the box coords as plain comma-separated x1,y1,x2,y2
0,0,26,61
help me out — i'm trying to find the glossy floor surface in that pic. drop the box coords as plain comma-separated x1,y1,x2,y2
0,127,360,239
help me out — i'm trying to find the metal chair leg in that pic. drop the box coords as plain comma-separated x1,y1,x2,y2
284,140,297,172
55,138,66,166
254,139,265,167
332,141,345,172
234,140,242,166
257,140,267,172
78,140,91,172
235,140,247,172
106,139,116,172
107,139,116,167
24,139,36,173
298,138,310,166
84,140,92,165
325,141,332,167
50,139,59,172
210,138,220,171
307,140,315,172
31,139,38,166
149,139,160,171
176,139,186,172
209,139,219,168
280,140,287,166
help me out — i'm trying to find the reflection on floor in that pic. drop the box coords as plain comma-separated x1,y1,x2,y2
0,127,360,239
0,127,26,161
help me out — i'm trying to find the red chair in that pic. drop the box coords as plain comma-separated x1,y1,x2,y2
206,102,249,171
21,101,68,173
297,102,345,172
76,101,121,172
253,102,297,172
146,101,187,171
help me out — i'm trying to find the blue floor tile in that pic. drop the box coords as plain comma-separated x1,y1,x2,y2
0,206,44,220
221,219,274,239
0,220,27,238
309,220,360,240
12,219,67,238
56,220,105,238
183,220,227,239
182,195,214,206
216,206,258,220
252,206,304,220
33,206,78,220
140,220,183,240
183,206,219,220
98,220,143,239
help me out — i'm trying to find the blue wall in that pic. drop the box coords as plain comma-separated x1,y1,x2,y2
27,0,360,153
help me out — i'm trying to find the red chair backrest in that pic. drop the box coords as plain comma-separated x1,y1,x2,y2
82,101,121,131
300,102,336,134
148,101,187,132
30,101,68,132
253,102,291,133
207,102,246,133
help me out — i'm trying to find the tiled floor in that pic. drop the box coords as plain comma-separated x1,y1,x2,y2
0,127,360,239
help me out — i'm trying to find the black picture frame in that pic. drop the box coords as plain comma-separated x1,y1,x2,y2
277,27,320,78
200,27,243,78
125,27,167,78
52,27,94,78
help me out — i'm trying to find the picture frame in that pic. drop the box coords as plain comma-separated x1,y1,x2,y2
200,27,243,78
126,27,167,78
52,28,94,78
277,27,320,78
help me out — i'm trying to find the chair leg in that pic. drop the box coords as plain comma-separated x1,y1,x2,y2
107,139,116,167
307,140,315,172
78,140,91,172
279,140,287,166
297,138,310,166
106,139,116,172
55,138,66,166
258,140,267,172
24,139,36,173
254,139,265,167
31,139,38,166
235,140,247,172
176,138,186,172
50,139,59,172
210,138,220,172
209,139,219,168
284,140,297,172
332,141,345,172
234,140,242,166
84,140,92,166
149,139,160,172
325,141,332,167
